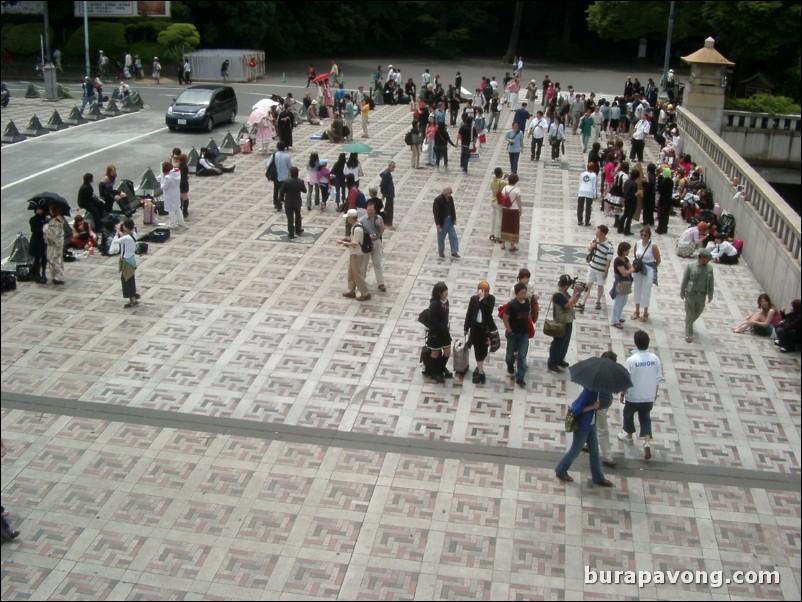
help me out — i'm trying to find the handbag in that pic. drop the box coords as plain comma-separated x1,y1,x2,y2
615,280,633,295
543,297,566,338
632,240,651,273
564,408,578,433
487,328,501,353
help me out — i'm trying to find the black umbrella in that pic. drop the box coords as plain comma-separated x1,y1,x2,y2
28,192,71,216
569,356,633,393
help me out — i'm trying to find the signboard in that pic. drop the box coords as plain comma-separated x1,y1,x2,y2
1,1,47,14
73,1,171,17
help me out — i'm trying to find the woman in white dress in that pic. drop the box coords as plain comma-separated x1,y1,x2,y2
631,227,661,322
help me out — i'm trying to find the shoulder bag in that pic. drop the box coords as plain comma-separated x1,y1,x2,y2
632,240,651,273
543,296,566,338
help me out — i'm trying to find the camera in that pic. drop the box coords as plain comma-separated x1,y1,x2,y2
573,279,587,294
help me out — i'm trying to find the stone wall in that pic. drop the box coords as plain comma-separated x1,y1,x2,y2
677,107,801,304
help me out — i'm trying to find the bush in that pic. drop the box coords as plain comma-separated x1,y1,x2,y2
726,93,801,115
65,22,127,61
3,23,55,56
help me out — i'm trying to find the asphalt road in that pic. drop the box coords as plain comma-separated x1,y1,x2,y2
1,56,670,255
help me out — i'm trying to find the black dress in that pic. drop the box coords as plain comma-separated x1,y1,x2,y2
426,298,451,349
277,110,294,147
463,294,496,361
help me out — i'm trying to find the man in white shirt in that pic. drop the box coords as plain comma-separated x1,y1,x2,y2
590,104,604,143
619,330,662,460
527,110,548,161
630,112,651,162
577,163,598,226
676,224,702,257
421,69,432,87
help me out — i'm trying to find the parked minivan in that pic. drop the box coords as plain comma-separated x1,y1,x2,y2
165,85,237,131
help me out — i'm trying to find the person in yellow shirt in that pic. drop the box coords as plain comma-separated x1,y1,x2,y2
360,99,370,138
489,167,506,242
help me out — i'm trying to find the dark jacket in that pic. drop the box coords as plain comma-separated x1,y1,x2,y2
379,169,394,198
427,298,450,338
279,177,307,209
433,193,457,227
464,293,497,345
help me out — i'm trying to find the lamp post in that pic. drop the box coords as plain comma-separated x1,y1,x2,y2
660,1,675,101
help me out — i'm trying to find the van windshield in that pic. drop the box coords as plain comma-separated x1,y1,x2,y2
175,89,213,105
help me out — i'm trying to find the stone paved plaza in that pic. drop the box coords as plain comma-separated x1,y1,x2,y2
1,95,800,600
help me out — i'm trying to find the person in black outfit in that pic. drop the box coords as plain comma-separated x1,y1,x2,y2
29,204,48,283
655,168,674,234
448,88,460,126
587,142,602,197
279,166,307,239
423,281,453,383
458,116,473,173
464,281,496,384
277,104,294,148
76,172,106,230
619,167,640,235
642,163,657,227
454,72,462,98
774,300,801,353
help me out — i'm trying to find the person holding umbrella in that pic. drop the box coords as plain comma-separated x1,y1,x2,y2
555,386,614,487
43,202,67,285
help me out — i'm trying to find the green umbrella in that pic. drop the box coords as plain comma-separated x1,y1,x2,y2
344,142,372,153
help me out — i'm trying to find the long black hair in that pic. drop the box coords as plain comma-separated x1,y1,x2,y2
308,152,320,170
346,153,359,168
431,281,448,301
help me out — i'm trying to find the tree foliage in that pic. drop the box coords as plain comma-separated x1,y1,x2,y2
65,22,127,59
157,23,200,61
586,1,697,42
2,23,54,56
725,93,800,115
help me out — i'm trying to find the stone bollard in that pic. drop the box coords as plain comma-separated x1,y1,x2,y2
1,121,26,143
22,115,49,136
44,110,69,131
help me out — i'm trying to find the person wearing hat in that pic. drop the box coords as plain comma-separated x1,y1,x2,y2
338,209,371,301
152,56,161,84
680,249,714,342
307,99,320,125
80,75,96,114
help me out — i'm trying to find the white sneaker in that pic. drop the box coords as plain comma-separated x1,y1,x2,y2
618,432,634,444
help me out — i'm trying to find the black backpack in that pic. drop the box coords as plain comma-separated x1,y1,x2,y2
265,156,278,181
354,224,373,254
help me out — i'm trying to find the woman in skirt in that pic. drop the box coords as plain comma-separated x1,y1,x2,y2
423,282,452,383
110,218,139,308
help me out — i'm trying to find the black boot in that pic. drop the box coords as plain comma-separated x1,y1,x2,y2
440,355,453,379
472,368,481,384
423,355,444,383
181,199,189,218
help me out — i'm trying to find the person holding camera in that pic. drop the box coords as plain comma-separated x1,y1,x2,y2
547,274,582,373
109,218,140,308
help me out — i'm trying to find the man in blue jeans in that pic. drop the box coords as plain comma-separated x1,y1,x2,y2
432,186,459,258
504,283,531,387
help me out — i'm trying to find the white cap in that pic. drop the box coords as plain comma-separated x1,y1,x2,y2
345,209,358,219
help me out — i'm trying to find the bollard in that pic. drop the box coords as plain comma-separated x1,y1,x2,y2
44,110,69,131
138,167,163,197
104,99,123,116
187,147,199,170
24,83,40,98
84,103,107,121
64,106,88,125
219,131,240,155
1,121,26,143
22,115,49,136
120,96,139,113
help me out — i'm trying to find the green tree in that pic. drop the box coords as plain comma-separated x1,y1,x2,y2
586,1,697,42
3,23,54,56
157,23,200,60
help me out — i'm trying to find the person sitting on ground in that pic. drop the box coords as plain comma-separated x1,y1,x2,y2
196,147,235,176
76,172,105,229
675,222,708,258
323,113,345,142
706,233,739,264
732,293,778,336
774,299,801,353
307,100,320,125
99,164,132,217
70,214,97,249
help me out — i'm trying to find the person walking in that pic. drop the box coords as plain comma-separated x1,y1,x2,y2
504,282,532,388
527,110,548,161
618,330,662,460
548,116,565,162
505,122,524,175
618,167,640,236
425,114,437,166
680,249,715,343
547,274,581,373
433,186,459,258
457,115,473,173
406,120,422,169
498,174,522,252
555,387,614,486
338,209,371,301
464,281,497,384
269,142,292,211
279,166,307,239
434,121,456,172
577,162,598,227
109,218,140,308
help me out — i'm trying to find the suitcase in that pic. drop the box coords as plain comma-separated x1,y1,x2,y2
451,338,469,375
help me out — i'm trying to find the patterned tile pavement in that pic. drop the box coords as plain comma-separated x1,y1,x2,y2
2,90,800,600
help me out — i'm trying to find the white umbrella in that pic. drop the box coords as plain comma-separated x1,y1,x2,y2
460,86,472,98
252,98,279,110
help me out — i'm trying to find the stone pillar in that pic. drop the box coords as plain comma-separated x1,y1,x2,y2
681,37,734,135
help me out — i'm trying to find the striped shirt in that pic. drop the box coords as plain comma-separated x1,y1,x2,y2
589,239,613,273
